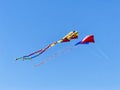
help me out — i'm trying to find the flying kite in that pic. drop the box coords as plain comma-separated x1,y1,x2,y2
16,31,78,60
75,35,95,46
35,35,95,67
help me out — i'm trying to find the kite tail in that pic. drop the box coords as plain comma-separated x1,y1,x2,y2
35,46,73,67
24,49,43,57
16,42,58,61
35,41,93,67
16,57,32,61
29,41,58,59
16,57,23,60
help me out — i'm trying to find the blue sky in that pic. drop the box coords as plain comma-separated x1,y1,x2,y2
0,0,120,90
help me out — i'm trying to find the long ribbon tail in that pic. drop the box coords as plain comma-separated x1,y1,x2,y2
16,48,48,61
31,42,58,59
30,45,51,59
16,57,23,60
16,57,32,60
35,46,73,67
23,49,43,58
35,42,87,66
16,41,58,61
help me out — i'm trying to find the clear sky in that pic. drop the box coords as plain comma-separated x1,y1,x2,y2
0,0,120,90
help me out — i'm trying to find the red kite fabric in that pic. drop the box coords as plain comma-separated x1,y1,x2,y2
75,35,95,46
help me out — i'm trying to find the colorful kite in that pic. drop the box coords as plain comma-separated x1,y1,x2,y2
35,35,95,67
16,31,78,60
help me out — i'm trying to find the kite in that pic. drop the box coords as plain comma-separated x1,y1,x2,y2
16,31,78,60
35,35,95,67
75,35,95,46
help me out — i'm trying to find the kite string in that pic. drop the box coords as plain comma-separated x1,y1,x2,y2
95,46,111,63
